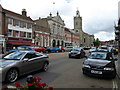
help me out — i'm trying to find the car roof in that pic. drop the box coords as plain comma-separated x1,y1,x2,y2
18,45,31,47
72,48,82,50
91,51,108,53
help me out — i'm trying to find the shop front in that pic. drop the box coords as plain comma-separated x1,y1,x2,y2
6,37,34,51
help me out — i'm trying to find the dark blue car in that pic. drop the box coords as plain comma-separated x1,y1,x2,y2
51,47,61,52
9,46,35,52
46,47,60,53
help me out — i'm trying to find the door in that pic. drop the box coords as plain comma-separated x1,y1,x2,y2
20,52,41,74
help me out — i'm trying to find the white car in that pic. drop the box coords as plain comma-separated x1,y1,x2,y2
65,46,74,51
89,47,97,53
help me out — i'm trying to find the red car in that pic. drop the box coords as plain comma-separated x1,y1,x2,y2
60,47,65,52
32,46,46,53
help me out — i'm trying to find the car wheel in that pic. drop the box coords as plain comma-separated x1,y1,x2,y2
79,54,82,59
6,69,19,83
69,55,71,58
42,62,48,72
56,50,59,53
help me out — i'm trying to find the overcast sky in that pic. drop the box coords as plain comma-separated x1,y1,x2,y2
0,0,119,41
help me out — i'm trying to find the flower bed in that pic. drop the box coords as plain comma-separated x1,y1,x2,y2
3,75,53,90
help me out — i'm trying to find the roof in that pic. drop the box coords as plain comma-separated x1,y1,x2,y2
3,8,33,22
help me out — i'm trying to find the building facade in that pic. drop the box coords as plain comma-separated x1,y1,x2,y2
33,18,50,47
64,27,80,47
47,12,65,48
34,12,65,48
0,5,34,51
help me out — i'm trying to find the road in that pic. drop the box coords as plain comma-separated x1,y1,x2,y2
2,51,117,89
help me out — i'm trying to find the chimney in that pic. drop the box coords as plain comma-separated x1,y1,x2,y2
22,9,27,16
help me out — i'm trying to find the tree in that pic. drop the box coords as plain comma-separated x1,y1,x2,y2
93,38,100,47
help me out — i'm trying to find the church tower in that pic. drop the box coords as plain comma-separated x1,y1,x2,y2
74,9,82,33
74,9,83,46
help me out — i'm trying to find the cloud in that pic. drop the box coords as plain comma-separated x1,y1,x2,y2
1,0,119,41
94,31,115,41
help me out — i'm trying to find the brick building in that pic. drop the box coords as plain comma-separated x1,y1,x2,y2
33,18,51,47
0,5,34,51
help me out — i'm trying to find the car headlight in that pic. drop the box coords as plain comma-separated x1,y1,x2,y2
77,52,80,54
69,52,71,54
104,67,114,71
83,64,90,68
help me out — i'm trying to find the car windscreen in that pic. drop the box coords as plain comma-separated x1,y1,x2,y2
88,52,107,60
72,49,80,52
3,52,26,60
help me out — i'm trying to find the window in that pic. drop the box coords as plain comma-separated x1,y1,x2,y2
15,31,19,37
76,22,78,25
84,38,86,43
28,24,32,28
24,53,37,59
28,33,32,38
23,23,26,28
8,29,12,36
8,18,13,25
16,20,20,26
23,32,26,37
20,22,24,28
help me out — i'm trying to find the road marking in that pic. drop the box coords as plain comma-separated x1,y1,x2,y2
112,79,118,90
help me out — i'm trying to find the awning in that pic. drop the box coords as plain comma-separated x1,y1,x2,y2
8,41,34,46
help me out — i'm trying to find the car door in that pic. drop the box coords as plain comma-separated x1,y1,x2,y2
20,52,40,74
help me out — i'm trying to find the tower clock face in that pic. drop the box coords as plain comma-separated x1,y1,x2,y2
76,30,79,33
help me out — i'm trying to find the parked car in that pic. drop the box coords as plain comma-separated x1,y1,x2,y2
50,47,61,53
97,46,109,52
9,46,35,52
82,51,117,78
89,47,97,53
31,46,46,53
65,46,74,51
1,51,49,83
69,48,86,58
45,47,53,53
60,47,65,52
83,46,91,50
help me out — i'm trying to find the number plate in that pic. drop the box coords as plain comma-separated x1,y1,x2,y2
71,54,76,56
91,70,102,74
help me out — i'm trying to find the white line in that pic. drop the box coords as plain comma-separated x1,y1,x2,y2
112,79,118,90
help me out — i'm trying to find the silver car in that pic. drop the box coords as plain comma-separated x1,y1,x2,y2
0,51,49,83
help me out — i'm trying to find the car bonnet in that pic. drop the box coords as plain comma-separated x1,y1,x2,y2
84,58,111,67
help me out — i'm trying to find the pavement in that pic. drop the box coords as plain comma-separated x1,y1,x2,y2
116,53,120,90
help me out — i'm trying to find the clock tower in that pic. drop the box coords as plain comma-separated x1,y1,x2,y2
74,9,83,46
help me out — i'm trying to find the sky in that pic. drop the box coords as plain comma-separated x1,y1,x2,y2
0,0,119,41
